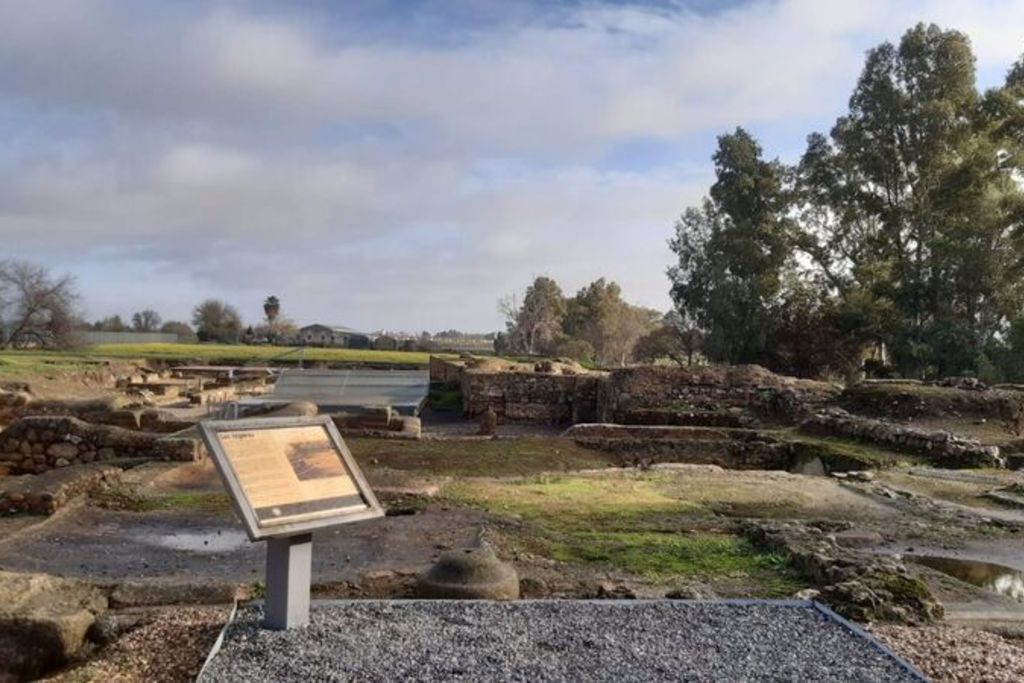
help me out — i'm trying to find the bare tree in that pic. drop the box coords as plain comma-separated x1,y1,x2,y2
0,260,80,349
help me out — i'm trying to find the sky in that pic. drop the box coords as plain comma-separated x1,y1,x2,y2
2,0,1023,333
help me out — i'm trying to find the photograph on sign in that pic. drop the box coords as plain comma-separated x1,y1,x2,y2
199,416,383,539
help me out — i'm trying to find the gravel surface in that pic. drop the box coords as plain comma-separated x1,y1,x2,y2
202,600,921,682
871,624,1024,683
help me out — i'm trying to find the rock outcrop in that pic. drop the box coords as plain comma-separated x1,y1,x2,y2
743,521,943,624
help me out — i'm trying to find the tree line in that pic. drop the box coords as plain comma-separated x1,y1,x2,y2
0,265,296,348
669,24,1024,382
497,276,665,366
88,296,298,345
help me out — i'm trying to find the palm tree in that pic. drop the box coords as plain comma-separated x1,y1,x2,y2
263,296,280,325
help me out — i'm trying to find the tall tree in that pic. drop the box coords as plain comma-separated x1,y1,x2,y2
263,296,280,325
501,276,566,354
259,295,294,343
191,299,243,343
797,24,1024,377
668,128,793,365
632,311,705,366
131,309,162,332
564,278,657,365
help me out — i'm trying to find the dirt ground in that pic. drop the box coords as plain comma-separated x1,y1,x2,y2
3,364,1024,681
4,436,1002,598
0,358,137,400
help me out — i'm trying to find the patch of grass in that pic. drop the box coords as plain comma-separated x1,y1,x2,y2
142,491,235,514
551,531,794,583
350,437,620,477
91,484,234,515
444,472,805,592
0,352,108,378
446,474,697,527
0,344,451,373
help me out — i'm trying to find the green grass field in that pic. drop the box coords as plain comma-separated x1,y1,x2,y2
0,343,445,376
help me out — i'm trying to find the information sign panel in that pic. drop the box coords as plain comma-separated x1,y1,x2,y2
198,416,383,540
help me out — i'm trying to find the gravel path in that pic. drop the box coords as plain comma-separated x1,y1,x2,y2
202,600,921,682
871,624,1024,683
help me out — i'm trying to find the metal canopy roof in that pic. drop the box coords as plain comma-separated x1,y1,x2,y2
250,369,430,415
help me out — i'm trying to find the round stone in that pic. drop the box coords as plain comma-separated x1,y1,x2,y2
416,546,520,600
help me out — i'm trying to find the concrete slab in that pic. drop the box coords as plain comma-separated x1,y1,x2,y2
199,600,924,682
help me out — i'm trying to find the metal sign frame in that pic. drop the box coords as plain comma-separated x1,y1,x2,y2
198,415,384,541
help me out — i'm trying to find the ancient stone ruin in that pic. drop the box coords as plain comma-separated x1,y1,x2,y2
800,408,1005,469
0,416,201,475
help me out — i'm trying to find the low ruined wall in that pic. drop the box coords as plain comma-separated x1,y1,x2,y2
0,464,121,515
800,409,1004,468
0,389,32,426
598,365,838,424
0,393,125,427
429,357,466,385
842,382,1024,420
0,417,202,474
460,370,604,423
331,412,422,439
449,360,836,426
566,424,790,469
0,391,196,433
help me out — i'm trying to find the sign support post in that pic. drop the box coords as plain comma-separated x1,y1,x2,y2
197,416,384,631
264,532,313,630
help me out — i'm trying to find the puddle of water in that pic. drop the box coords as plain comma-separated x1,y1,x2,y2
142,529,250,553
913,555,1024,602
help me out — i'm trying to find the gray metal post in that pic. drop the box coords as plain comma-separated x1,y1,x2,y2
263,533,313,630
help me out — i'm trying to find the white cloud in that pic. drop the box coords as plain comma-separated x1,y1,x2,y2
0,0,1022,328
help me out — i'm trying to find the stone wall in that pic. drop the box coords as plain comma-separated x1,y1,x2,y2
448,360,840,426
597,365,838,424
0,464,121,515
0,391,193,433
565,423,790,469
429,357,466,385
459,370,603,423
0,417,202,475
0,392,130,427
842,381,1024,420
800,408,1004,468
